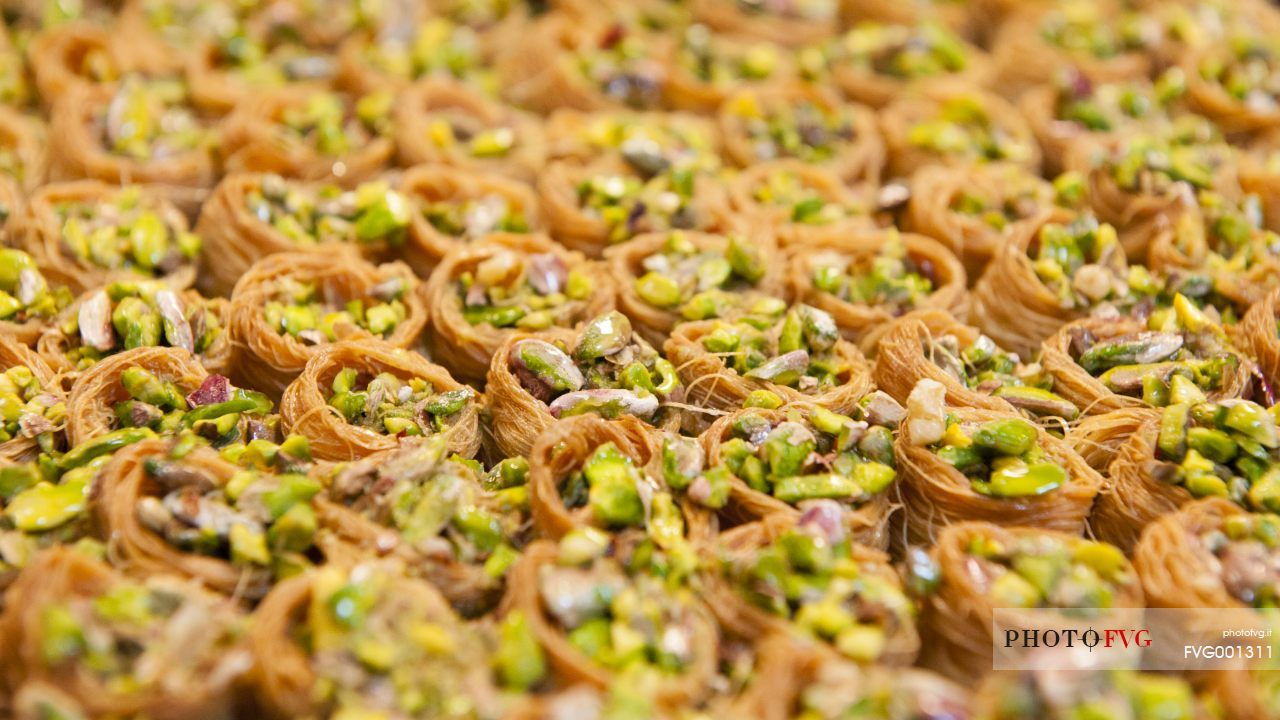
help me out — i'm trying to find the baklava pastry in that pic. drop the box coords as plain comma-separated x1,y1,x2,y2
401,165,543,275
726,160,876,249
37,280,228,376
1094,396,1280,550
902,162,1060,280
699,401,903,548
423,233,614,384
250,560,497,719
195,173,421,296
12,181,201,294
608,229,783,347
825,20,991,109
93,434,343,599
665,304,874,414
718,82,883,185
0,336,64,465
894,393,1102,545
487,311,684,458
911,522,1142,682
394,77,546,182
1040,300,1257,417
504,534,720,708
48,76,219,212
280,339,481,461
879,87,1040,179
220,86,396,186
785,227,968,351
874,310,1080,426
705,513,918,664
0,547,252,720
315,437,530,616
226,253,426,397
526,413,715,544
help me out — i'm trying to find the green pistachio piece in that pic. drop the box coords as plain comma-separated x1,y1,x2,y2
971,418,1038,457
120,367,181,408
744,390,784,409
834,624,886,662
1130,675,1196,719
426,387,474,416
1225,402,1280,449
332,368,359,394
778,310,803,355
589,471,643,527
703,326,741,353
574,312,633,362
110,297,160,350
989,571,1042,608
695,465,731,508
1157,403,1191,460
652,359,680,396
619,362,657,394
809,406,852,435
681,290,732,321
516,340,584,393
40,605,87,665
726,234,764,283
1142,374,1170,406
567,617,611,660
0,462,41,501
936,443,983,472
495,611,547,691
463,304,525,327
798,305,838,353
6,478,89,532
744,349,809,385
1073,541,1128,582
58,427,156,471
984,460,1065,497
1186,426,1237,464
488,457,531,490
183,391,272,427
455,505,504,552
648,492,685,549
263,474,322,520
634,272,682,308
858,426,895,466
1012,552,1067,596
774,473,863,503
129,212,169,270
993,386,1080,421
854,462,896,495
762,422,816,480
696,257,732,289
558,527,611,565
662,435,703,491
354,190,411,241
229,523,271,566
365,303,400,335
268,502,317,553
0,249,39,294
1248,469,1280,512
1186,471,1229,498
1168,373,1207,405
584,443,643,527
1078,332,1183,373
